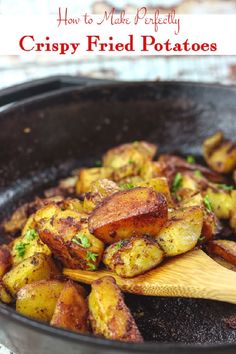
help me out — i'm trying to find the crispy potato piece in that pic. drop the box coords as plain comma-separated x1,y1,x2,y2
51,281,89,333
203,131,236,173
88,276,143,342
137,178,174,207
16,280,65,322
76,167,113,194
3,253,59,296
103,236,164,278
35,204,104,270
206,240,236,266
205,188,236,219
89,187,168,244
178,189,219,241
103,142,156,181
83,179,120,212
0,245,11,279
0,282,13,304
11,214,51,266
140,161,164,180
3,204,28,234
157,206,203,256
158,154,224,183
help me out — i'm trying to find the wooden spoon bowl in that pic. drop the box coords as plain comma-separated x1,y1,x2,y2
64,249,236,304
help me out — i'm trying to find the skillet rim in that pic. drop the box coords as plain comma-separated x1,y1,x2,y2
0,79,236,352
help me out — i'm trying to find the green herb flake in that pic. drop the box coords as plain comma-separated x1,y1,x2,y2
15,242,28,258
120,182,134,190
172,173,183,194
128,159,135,165
25,229,38,241
72,233,91,248
115,240,125,250
95,160,102,167
86,251,98,262
218,184,234,191
204,195,213,212
194,170,203,178
198,235,206,243
87,263,97,271
186,155,195,164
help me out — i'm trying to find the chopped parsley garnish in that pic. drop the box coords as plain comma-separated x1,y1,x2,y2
87,263,97,271
120,182,134,190
86,251,98,262
95,160,102,167
204,195,213,212
25,229,38,241
194,170,203,177
172,173,183,194
115,240,125,250
218,184,234,191
15,242,28,258
198,235,206,243
72,233,91,248
186,155,195,164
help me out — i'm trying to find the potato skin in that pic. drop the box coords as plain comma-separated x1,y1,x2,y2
103,236,164,278
0,282,12,304
203,131,236,173
0,245,11,279
206,240,236,266
35,204,104,270
3,253,59,296
137,178,174,207
51,281,89,333
89,187,168,244
16,280,65,322
157,206,203,256
88,276,143,342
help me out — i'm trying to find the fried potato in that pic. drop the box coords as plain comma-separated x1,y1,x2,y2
76,167,113,194
0,245,11,279
11,215,51,266
140,161,164,180
83,179,120,212
88,276,143,342
203,131,236,173
3,204,28,234
3,253,59,296
103,236,164,278
157,206,203,256
35,204,104,270
206,240,236,266
103,141,156,181
51,281,89,333
178,190,219,241
16,280,65,322
137,178,174,207
0,282,13,304
89,187,168,244
205,188,236,219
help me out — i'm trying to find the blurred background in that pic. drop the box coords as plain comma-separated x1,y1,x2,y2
0,0,236,89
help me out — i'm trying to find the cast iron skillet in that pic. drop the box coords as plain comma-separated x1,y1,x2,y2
0,77,236,354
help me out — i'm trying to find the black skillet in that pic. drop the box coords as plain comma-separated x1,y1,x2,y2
0,76,236,354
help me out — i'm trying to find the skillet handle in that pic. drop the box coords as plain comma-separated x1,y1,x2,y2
0,75,115,107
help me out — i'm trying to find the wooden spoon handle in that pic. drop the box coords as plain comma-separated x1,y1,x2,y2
64,250,236,304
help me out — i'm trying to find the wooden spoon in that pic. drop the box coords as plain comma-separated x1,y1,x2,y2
64,249,236,305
